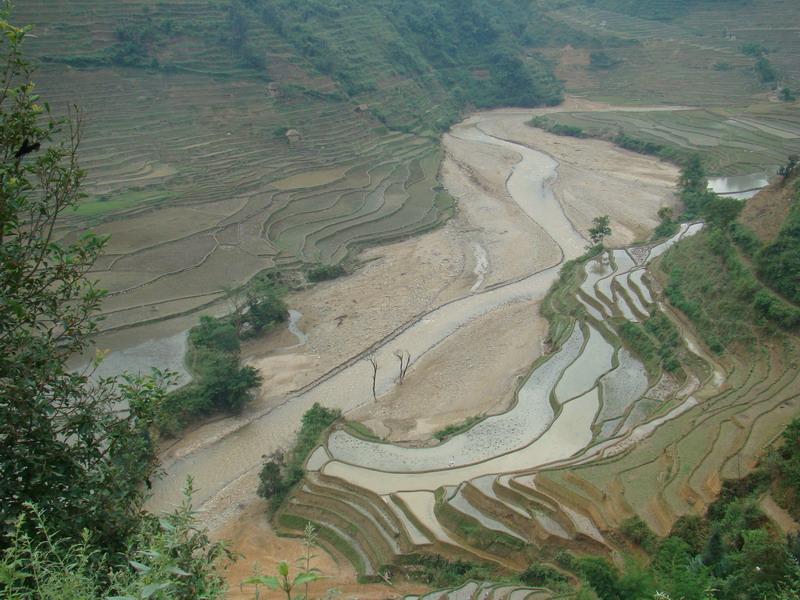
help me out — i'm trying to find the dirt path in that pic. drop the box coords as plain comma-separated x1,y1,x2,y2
143,102,679,595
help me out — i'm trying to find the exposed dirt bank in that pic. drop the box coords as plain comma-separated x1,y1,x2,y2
740,178,795,242
219,502,427,600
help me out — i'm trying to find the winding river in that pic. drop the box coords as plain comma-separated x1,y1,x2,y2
148,115,590,514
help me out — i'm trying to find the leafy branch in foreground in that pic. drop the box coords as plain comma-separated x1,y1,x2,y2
242,523,327,600
243,560,325,600
0,13,166,551
0,481,234,600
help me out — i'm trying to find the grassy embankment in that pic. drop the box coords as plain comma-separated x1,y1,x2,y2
532,169,800,598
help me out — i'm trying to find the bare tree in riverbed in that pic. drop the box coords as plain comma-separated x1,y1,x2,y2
367,355,378,401
394,350,411,384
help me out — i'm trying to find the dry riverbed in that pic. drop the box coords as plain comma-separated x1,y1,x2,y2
141,102,679,595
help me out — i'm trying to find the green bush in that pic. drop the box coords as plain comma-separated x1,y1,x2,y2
653,219,680,240
613,132,667,157
306,263,346,282
619,321,659,369
0,484,231,600
758,197,800,305
589,50,621,70
620,516,658,552
519,563,568,587
730,223,763,257
755,56,778,83
160,348,260,434
258,403,341,511
190,315,240,354
741,42,769,57
530,115,587,138
396,554,494,588
669,514,710,554
768,419,800,518
434,415,481,441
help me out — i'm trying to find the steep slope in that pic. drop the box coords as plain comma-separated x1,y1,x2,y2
14,0,567,342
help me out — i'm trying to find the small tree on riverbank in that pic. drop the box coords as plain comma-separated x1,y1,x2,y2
588,215,612,248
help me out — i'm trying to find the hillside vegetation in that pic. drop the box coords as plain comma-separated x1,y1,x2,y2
240,0,564,132
757,174,800,304
12,0,575,339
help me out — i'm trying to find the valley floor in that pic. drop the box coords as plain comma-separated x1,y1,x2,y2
144,101,678,596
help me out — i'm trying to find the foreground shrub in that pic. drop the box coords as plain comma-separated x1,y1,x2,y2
519,563,568,587
620,516,658,553
0,483,233,600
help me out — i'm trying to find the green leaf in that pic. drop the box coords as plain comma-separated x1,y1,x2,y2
129,560,151,573
167,566,191,577
243,575,281,589
293,573,325,587
158,519,176,532
278,561,290,577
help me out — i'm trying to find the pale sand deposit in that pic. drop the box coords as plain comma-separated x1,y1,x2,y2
350,298,548,442
141,103,678,596
471,109,680,246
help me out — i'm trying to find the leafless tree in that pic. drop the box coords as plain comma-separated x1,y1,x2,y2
394,349,411,384
367,354,378,401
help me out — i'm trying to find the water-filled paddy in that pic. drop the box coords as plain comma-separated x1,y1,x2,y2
708,173,770,199
554,326,614,403
598,348,649,423
327,327,584,473
448,486,525,540
323,387,599,495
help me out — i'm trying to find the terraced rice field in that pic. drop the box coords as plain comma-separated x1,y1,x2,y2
535,0,800,178
537,106,800,175
16,1,455,344
274,222,799,574
545,0,799,105
404,579,554,600
147,115,590,517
